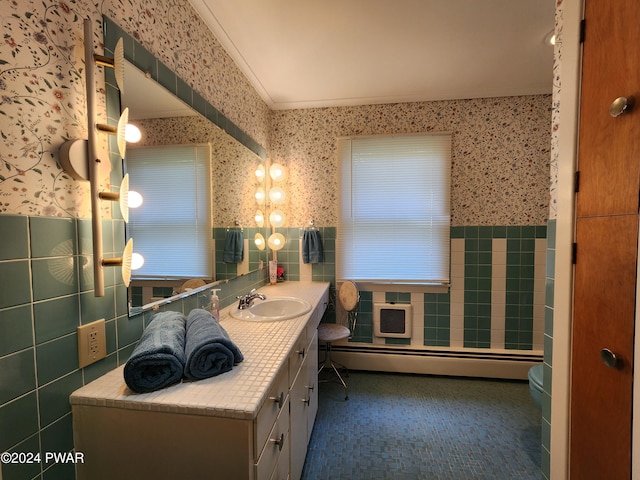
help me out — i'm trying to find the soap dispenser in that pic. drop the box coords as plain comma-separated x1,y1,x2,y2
210,289,221,320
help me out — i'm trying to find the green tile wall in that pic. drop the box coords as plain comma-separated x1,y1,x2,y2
214,226,266,280
350,290,373,342
342,225,546,351
505,226,540,349
0,215,547,480
542,219,555,480
0,214,129,480
309,227,336,284
424,291,451,346
463,226,494,348
0,213,269,480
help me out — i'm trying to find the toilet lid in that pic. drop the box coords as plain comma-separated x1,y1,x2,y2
528,364,543,386
338,281,359,312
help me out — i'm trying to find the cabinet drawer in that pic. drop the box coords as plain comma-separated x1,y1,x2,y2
255,396,289,480
269,439,290,480
288,333,308,387
255,365,289,458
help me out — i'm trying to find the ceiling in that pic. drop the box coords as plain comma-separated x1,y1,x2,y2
188,0,556,110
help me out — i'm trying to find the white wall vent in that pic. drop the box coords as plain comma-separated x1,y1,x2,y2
373,303,412,338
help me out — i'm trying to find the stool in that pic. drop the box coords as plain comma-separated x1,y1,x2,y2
317,323,351,400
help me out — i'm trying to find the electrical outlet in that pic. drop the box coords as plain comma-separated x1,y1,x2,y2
77,319,106,368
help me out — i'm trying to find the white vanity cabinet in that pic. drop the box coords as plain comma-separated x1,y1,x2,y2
70,282,328,480
289,330,318,480
255,366,290,480
289,288,327,479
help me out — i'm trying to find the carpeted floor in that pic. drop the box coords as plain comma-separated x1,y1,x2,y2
302,371,542,480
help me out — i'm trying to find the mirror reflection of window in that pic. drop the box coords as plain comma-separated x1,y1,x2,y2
126,144,213,280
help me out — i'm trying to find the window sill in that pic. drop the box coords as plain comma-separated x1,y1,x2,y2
338,281,449,294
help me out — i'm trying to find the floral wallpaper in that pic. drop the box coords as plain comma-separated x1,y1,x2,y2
2,0,552,227
1,0,269,218
270,95,552,227
548,0,563,221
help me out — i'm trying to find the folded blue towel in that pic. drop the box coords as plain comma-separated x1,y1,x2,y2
222,230,244,263
184,309,244,380
302,229,324,264
123,311,186,393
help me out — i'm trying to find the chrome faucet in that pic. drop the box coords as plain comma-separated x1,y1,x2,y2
236,289,266,309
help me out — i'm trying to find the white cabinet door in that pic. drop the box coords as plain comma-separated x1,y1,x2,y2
289,330,318,480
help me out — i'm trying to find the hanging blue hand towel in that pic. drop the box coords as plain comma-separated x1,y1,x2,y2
223,230,244,263
123,311,186,393
302,229,324,264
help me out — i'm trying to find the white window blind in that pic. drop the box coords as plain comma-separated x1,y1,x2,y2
126,144,212,279
337,134,451,284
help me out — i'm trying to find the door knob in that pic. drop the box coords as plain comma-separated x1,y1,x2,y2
609,96,634,117
600,348,620,369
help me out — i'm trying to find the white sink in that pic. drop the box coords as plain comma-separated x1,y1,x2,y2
229,297,311,322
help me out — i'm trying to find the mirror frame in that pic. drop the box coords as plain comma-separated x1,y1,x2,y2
103,16,268,316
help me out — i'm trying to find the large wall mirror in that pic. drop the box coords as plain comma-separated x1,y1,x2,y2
104,17,268,316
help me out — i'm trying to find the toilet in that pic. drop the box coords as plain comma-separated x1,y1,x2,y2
528,364,543,410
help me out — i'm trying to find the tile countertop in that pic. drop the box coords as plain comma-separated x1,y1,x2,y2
70,282,330,421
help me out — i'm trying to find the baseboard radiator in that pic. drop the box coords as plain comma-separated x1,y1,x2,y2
326,344,542,380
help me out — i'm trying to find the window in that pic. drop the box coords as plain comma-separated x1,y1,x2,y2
126,144,212,279
337,134,451,284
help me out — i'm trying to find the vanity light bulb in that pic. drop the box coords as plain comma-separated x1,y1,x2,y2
131,252,145,270
255,187,266,205
255,164,265,180
269,163,286,182
269,187,285,205
125,123,142,143
128,190,143,208
269,210,286,227
267,233,285,251
254,233,266,251
254,210,265,227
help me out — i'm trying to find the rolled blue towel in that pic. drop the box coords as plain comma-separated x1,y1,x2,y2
184,309,244,380
123,311,186,393
222,230,244,263
302,229,324,264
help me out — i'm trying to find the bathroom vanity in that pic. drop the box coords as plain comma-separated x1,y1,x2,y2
70,282,330,480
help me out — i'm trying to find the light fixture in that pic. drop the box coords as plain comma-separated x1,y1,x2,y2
101,238,134,287
94,37,125,91
255,164,266,180
128,190,143,208
131,252,145,270
255,187,266,205
95,107,129,158
267,233,285,251
97,174,142,222
125,123,142,143
269,209,286,227
254,233,266,251
269,187,286,205
254,209,265,227
544,30,556,46
269,163,286,182
58,109,129,181
98,174,132,222
57,18,131,297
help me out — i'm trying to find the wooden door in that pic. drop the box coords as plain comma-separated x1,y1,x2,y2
571,0,640,478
